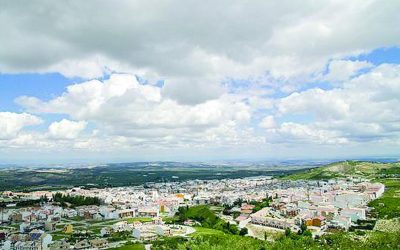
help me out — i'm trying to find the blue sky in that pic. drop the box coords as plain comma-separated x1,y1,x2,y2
0,1,400,163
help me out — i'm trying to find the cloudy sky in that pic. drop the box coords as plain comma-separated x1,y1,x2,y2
0,0,399,163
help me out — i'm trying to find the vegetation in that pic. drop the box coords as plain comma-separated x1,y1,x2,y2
151,237,188,250
373,218,400,232
250,198,271,212
109,241,145,250
52,192,101,207
151,230,400,250
176,205,240,235
0,163,305,191
369,179,400,219
190,227,226,237
108,231,132,242
281,161,400,180
125,217,153,223
152,161,400,249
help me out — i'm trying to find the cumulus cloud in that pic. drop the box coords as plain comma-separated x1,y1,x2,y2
1,0,400,103
1,1,400,159
272,64,400,144
323,60,373,83
0,112,42,140
259,115,277,129
10,64,400,153
267,122,349,145
48,119,87,139
16,74,253,148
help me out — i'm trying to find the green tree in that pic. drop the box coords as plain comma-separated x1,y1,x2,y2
239,227,248,236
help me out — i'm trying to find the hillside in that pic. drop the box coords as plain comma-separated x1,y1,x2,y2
281,161,400,180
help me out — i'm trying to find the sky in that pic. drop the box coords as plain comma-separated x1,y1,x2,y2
0,0,400,163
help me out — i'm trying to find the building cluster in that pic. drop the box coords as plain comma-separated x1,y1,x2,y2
249,179,384,234
0,176,384,249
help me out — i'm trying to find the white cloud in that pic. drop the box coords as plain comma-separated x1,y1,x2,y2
267,122,349,145
323,60,373,82
10,64,400,153
273,64,400,144
1,1,400,160
0,112,42,140
259,115,276,129
16,74,253,148
48,119,87,140
1,0,400,104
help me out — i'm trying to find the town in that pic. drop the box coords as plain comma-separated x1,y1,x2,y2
0,176,385,249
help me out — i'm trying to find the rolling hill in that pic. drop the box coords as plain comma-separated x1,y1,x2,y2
281,160,400,180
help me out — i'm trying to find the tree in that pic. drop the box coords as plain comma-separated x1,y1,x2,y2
285,227,291,237
299,222,307,235
239,227,248,236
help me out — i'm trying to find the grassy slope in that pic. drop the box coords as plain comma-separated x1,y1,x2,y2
281,161,400,180
369,179,400,219
190,227,226,237
110,243,145,250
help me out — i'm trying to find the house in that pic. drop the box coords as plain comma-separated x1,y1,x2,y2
137,207,159,218
155,225,172,236
240,204,255,214
90,238,109,249
235,215,249,222
74,239,91,250
49,240,71,250
29,229,53,250
311,216,326,227
112,221,128,232
330,216,352,230
316,206,338,219
19,221,30,233
285,208,299,217
44,221,57,232
132,228,157,241
49,240,70,250
340,208,366,222
100,227,112,237
133,221,143,228
99,206,119,219
11,213,23,223
84,210,101,220
2,240,11,250
117,208,135,218
152,217,163,225
62,209,77,218
14,241,39,250
304,218,313,227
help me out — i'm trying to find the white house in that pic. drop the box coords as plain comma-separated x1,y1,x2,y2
340,208,366,222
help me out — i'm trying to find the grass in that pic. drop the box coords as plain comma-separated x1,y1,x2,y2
109,243,145,250
369,179,400,219
125,217,153,223
189,226,226,237
281,167,341,180
161,217,177,224
87,226,102,234
51,234,67,241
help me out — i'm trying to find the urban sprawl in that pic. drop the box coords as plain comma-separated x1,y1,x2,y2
0,176,384,249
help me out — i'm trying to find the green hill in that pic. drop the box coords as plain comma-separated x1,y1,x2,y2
281,161,400,180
